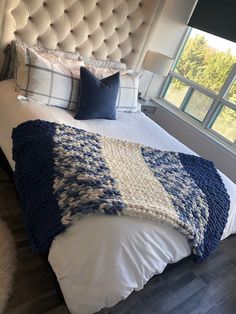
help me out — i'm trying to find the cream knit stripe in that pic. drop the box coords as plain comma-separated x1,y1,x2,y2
100,137,187,229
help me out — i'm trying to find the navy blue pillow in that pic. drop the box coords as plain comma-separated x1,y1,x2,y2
74,66,120,120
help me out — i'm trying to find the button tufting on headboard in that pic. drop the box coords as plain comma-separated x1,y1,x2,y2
0,0,163,72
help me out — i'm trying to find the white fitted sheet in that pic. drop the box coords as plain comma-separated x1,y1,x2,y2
0,79,236,314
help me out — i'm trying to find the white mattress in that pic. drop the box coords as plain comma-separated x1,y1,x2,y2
0,79,236,314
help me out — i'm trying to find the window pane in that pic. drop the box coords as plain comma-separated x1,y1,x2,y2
184,90,213,122
175,28,236,94
211,106,236,143
225,77,236,104
164,78,188,108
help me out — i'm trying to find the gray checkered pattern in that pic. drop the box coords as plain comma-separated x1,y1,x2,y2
116,73,140,112
20,47,83,110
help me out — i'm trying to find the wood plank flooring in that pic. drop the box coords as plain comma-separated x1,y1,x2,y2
0,167,63,314
0,165,236,314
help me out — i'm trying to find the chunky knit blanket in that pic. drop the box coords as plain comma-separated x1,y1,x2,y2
12,120,230,261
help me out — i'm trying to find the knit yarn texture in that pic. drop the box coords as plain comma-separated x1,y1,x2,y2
12,120,230,261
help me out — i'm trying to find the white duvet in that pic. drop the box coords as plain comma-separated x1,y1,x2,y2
0,80,236,314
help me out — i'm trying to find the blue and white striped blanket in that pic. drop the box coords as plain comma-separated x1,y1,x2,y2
12,120,230,261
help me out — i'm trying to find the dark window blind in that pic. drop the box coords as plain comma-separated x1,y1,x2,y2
188,0,236,43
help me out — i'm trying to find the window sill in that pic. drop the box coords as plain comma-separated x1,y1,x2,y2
152,98,236,158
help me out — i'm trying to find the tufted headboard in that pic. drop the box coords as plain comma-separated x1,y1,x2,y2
0,0,163,73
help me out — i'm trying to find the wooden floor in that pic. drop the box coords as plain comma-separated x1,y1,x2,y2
0,165,236,314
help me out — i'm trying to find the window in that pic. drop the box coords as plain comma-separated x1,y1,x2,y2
210,105,236,143
160,28,236,149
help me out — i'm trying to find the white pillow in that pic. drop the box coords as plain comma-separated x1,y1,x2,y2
17,47,84,110
80,56,127,70
14,41,80,88
85,65,140,112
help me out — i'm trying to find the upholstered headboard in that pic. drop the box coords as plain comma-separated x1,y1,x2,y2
0,0,163,73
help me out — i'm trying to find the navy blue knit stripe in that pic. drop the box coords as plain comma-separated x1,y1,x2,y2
12,120,65,252
179,153,230,261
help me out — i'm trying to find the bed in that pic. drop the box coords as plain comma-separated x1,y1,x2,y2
1,79,236,313
0,1,236,314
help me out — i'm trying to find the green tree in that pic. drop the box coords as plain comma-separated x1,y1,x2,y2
198,49,235,93
228,80,236,104
176,35,208,81
174,34,236,94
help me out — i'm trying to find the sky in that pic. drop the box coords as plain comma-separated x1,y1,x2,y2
190,28,236,56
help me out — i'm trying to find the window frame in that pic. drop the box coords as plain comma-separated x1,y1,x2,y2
159,28,236,150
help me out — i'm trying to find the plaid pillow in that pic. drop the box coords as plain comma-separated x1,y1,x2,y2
18,47,84,110
13,41,80,88
84,65,140,112
0,41,81,81
116,71,140,112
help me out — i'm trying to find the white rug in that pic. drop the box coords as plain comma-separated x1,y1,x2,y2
0,218,16,314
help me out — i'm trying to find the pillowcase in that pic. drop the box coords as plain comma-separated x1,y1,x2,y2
74,67,120,120
79,56,127,70
116,71,140,112
14,41,81,89
84,65,140,112
18,47,84,110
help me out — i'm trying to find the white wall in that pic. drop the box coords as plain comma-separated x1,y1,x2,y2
139,0,197,98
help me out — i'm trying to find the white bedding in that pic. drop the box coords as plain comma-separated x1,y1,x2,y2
0,79,236,314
